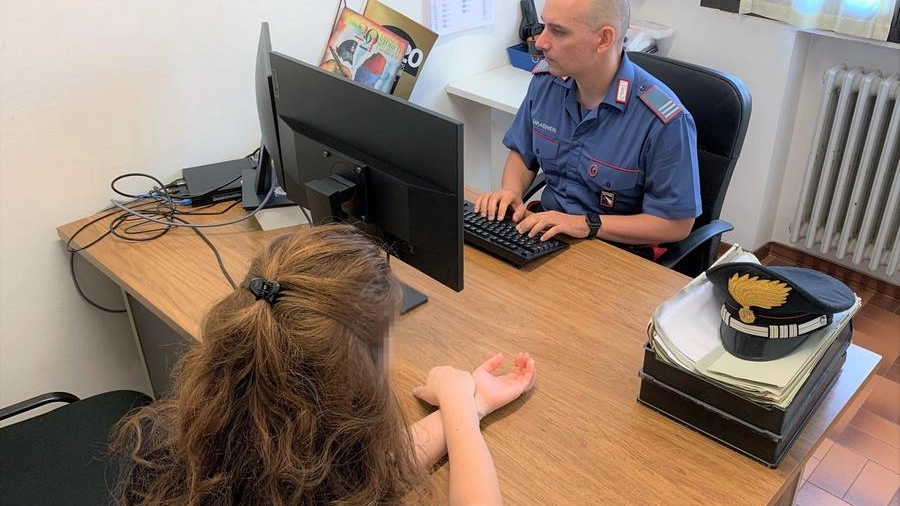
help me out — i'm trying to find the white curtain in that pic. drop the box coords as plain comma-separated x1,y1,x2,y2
739,0,898,40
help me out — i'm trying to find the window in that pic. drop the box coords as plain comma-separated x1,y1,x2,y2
701,0,900,41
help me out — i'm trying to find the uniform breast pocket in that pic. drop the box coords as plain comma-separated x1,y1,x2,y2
532,130,560,168
581,155,641,192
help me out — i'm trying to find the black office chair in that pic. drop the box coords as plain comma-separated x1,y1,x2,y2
0,390,152,506
524,52,752,277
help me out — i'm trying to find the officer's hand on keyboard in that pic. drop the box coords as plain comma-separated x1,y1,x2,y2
474,189,527,222
463,201,568,267
516,210,591,241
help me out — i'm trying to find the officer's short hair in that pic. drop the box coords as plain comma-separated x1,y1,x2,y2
581,0,631,44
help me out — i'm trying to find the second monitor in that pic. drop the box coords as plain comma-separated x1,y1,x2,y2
242,22,294,209
269,51,464,298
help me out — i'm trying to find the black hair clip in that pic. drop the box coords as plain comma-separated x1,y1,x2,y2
247,277,281,303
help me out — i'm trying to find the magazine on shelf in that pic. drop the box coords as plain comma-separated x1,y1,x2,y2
363,0,438,99
320,7,409,94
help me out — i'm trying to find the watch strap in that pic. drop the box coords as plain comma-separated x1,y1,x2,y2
586,213,602,238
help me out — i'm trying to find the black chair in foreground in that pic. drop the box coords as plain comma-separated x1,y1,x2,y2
524,52,752,278
0,390,151,506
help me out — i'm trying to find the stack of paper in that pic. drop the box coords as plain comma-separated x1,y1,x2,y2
647,245,861,408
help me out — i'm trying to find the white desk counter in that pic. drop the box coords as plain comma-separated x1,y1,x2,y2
445,65,533,188
446,64,531,115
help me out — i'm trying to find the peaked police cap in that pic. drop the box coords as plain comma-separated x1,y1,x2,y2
706,262,855,361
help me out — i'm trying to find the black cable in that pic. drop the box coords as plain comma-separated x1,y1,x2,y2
68,163,279,309
115,217,173,240
176,199,241,215
65,197,172,312
108,199,177,242
68,198,237,299
110,172,174,201
174,173,241,201
110,177,274,229
191,225,238,289
297,201,313,225
69,252,127,313
158,213,237,288
65,198,162,253
111,207,237,287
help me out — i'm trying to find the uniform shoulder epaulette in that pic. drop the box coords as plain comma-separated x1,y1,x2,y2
531,59,550,74
639,85,683,123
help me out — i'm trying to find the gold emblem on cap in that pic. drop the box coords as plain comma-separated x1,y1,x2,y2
727,273,791,324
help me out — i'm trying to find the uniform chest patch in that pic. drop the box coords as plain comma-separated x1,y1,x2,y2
599,191,616,208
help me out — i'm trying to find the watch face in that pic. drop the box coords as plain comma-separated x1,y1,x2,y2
586,213,601,237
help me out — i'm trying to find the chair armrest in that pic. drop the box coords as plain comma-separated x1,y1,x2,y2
656,219,734,269
0,392,80,422
522,171,546,202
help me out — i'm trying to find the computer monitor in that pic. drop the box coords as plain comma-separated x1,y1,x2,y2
241,22,294,209
269,51,464,309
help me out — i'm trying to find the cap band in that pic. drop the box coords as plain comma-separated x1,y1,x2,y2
720,305,829,339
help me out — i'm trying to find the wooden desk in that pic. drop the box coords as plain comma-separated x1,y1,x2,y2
58,198,880,506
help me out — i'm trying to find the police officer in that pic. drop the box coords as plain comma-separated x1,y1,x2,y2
475,0,701,249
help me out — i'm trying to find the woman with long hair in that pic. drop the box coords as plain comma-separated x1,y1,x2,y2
113,223,535,505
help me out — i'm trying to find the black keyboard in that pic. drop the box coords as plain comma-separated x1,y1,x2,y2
463,200,568,267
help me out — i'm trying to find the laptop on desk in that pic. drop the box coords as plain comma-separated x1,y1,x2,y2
173,158,250,205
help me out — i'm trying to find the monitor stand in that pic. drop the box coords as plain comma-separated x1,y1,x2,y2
400,283,428,314
300,173,429,314
241,168,295,209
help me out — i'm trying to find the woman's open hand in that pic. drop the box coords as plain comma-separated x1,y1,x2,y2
472,353,536,419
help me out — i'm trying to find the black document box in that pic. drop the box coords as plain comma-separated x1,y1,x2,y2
637,323,852,467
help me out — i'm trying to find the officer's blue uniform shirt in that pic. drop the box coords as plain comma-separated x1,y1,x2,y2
503,52,702,219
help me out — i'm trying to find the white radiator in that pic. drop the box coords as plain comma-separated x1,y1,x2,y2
790,64,900,277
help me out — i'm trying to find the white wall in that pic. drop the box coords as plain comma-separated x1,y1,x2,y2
0,0,523,408
0,0,313,409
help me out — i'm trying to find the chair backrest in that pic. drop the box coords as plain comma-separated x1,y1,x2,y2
0,390,151,506
628,52,752,272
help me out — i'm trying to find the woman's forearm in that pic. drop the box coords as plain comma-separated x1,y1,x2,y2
440,395,502,506
410,409,448,469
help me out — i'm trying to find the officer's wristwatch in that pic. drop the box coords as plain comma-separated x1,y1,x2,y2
585,212,602,238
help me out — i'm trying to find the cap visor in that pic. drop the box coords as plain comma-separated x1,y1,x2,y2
719,321,811,361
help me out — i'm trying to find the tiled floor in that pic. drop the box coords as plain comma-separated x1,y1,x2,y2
757,250,900,506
